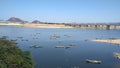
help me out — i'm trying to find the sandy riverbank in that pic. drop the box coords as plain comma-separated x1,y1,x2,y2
0,23,73,28
92,39,120,44
0,23,22,26
22,23,73,28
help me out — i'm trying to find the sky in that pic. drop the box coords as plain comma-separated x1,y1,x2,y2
0,0,120,23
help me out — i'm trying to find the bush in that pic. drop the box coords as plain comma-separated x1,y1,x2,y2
0,39,34,68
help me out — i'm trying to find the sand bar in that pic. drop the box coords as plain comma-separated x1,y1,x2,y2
0,23,73,28
0,23,22,26
92,39,120,44
22,23,73,28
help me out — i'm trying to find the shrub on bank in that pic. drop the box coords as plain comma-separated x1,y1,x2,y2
0,39,34,68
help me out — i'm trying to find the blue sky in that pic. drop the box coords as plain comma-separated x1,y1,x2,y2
0,0,120,23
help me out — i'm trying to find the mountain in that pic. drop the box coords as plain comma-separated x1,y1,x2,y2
32,20,42,23
7,17,24,23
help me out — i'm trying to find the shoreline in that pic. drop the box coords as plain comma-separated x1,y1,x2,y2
0,23,73,28
0,23,22,26
92,39,120,44
22,23,73,28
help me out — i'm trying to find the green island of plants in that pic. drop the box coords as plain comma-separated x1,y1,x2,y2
0,38,34,68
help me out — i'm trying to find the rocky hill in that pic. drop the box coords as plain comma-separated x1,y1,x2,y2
7,17,24,23
32,20,42,23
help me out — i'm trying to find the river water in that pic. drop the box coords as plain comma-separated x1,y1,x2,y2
0,26,120,68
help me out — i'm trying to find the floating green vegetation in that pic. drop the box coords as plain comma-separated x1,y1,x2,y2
0,38,34,68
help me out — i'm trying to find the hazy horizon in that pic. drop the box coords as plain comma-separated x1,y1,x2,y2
0,0,120,23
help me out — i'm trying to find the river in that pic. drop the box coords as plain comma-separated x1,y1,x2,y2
0,26,120,68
